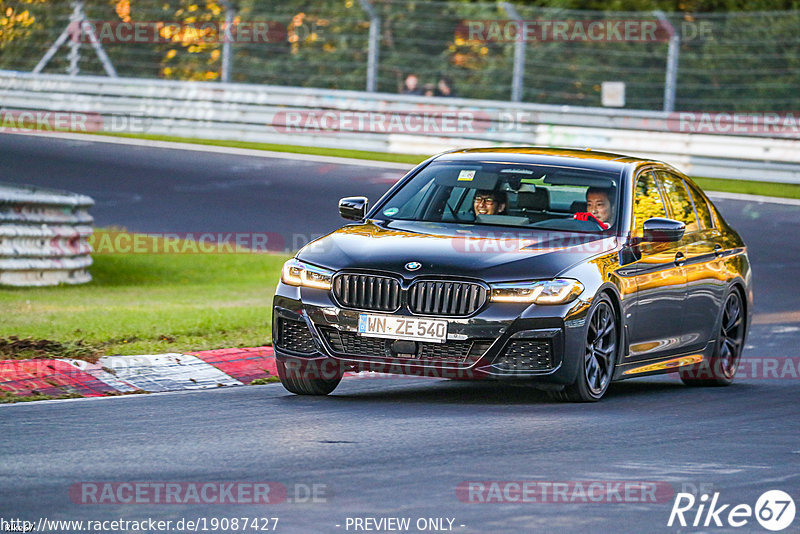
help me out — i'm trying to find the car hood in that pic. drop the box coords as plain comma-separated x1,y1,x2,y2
296,221,619,282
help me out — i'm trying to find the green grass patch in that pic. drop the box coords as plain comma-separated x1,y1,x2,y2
94,132,800,200
0,390,83,404
0,337,99,361
692,177,800,200
98,132,429,165
16,125,800,199
250,376,281,385
0,234,288,358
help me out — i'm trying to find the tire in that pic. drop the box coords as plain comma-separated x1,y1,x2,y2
276,358,342,395
681,289,745,387
549,294,619,402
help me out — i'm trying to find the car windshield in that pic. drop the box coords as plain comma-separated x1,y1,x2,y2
376,161,621,232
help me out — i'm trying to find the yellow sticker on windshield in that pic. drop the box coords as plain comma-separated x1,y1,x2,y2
457,170,476,181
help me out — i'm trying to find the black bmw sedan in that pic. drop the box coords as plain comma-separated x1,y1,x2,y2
272,148,753,401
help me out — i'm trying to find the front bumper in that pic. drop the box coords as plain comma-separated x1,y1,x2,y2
272,282,591,385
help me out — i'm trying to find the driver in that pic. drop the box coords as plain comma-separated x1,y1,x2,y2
573,187,614,229
473,189,507,216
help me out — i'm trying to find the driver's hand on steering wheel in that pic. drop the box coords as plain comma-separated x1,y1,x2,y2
573,212,609,229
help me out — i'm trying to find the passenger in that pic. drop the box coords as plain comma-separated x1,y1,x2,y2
473,189,507,216
574,187,614,229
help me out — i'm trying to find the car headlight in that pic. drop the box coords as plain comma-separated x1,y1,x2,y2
489,279,584,305
281,258,334,290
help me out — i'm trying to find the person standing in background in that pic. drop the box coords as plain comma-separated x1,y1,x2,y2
401,73,423,95
435,76,456,97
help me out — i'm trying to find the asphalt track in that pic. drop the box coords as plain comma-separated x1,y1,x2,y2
1,133,799,533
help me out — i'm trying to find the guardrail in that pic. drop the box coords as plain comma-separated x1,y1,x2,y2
0,183,94,287
1,71,799,183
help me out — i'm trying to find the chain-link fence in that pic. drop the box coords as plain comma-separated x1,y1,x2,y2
2,0,798,112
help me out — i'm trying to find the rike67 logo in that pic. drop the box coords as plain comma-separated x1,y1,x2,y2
668,490,796,531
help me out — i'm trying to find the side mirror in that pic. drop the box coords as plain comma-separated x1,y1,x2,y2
642,217,685,243
339,196,369,221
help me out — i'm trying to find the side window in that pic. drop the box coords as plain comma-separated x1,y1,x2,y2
685,181,714,230
658,172,699,234
448,187,472,219
632,171,667,237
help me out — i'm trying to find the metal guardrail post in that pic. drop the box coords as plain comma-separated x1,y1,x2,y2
500,2,525,103
358,0,380,92
0,183,94,287
655,11,679,113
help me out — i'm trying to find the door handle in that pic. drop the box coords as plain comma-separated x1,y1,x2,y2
714,244,724,257
674,252,686,266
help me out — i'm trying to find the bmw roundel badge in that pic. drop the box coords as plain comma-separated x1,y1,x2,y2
405,261,422,271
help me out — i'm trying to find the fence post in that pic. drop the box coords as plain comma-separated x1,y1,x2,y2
655,11,679,113
67,1,82,76
220,1,236,83
34,0,117,77
358,0,380,92
500,2,524,102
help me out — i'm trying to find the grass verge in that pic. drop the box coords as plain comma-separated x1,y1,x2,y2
691,177,800,200
96,132,800,199
0,390,83,404
0,233,288,358
99,132,429,165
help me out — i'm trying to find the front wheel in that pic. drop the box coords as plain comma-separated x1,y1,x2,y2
276,358,342,395
550,295,618,402
681,289,745,387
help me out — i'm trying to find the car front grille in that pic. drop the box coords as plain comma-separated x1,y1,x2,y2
332,273,401,312
418,339,493,364
323,328,388,358
408,280,487,316
320,327,491,365
493,339,554,371
275,318,316,354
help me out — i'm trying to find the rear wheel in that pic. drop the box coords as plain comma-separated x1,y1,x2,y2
550,295,618,402
681,289,745,387
276,358,342,395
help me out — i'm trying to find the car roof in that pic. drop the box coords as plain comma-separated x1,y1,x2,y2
434,147,666,174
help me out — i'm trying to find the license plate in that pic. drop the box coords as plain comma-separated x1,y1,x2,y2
358,314,448,343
